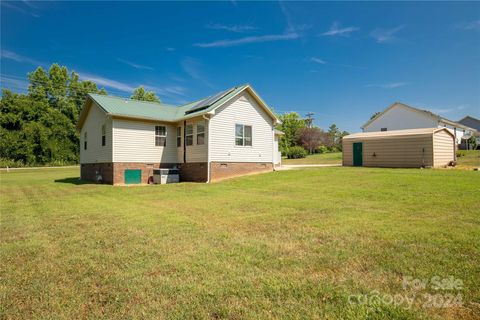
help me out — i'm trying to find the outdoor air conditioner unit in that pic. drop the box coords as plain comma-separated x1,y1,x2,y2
153,169,180,184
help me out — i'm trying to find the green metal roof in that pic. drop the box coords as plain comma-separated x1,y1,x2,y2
87,84,250,123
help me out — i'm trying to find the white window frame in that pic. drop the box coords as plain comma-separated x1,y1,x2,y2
185,124,193,146
176,126,182,147
155,125,166,147
235,124,252,147
197,121,205,145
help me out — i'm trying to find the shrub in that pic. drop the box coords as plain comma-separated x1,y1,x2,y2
316,145,329,154
286,146,308,159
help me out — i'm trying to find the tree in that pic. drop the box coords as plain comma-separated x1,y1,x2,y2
131,86,161,103
277,112,306,153
297,127,323,154
1,63,108,166
327,124,340,148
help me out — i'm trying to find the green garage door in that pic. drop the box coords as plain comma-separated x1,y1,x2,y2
353,142,363,166
124,169,142,184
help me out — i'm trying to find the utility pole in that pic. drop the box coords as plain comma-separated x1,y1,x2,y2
305,112,315,128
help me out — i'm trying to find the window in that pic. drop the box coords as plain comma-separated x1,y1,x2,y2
381,128,387,132
186,124,193,146
177,127,182,147
101,124,106,146
155,125,166,147
197,121,205,145
84,132,87,150
235,124,252,146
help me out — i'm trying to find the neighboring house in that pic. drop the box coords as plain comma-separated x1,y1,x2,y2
361,102,477,144
77,84,283,184
458,116,480,149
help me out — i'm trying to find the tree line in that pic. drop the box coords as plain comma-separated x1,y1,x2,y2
1,63,348,166
276,112,349,159
0,63,160,167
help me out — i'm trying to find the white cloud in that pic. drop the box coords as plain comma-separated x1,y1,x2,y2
455,20,480,31
370,25,405,43
117,58,154,70
181,57,213,88
428,105,468,114
321,22,359,37
2,1,39,17
310,57,327,65
193,32,299,48
206,24,258,33
1,50,44,66
165,47,176,52
0,75,30,90
78,72,136,92
366,82,409,89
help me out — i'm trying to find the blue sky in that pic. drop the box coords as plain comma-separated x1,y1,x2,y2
1,1,479,132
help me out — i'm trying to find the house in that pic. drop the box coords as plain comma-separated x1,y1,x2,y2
342,128,455,168
361,102,477,145
76,84,283,184
458,116,480,149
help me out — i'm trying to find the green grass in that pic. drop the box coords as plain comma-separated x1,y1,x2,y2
1,167,479,319
456,150,480,169
283,152,342,165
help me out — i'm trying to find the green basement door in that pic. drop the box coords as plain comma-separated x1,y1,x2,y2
124,169,142,184
353,142,363,166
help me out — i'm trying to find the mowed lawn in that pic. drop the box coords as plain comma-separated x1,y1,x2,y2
282,152,342,165
1,167,479,319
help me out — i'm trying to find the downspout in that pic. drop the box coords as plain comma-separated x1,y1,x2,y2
272,125,275,171
203,114,211,183
183,120,187,164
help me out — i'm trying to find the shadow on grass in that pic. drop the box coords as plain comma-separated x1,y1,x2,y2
54,177,96,185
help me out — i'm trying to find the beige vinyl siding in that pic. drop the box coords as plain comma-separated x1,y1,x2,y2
433,130,455,167
176,116,208,163
209,92,274,163
80,102,112,164
112,118,177,163
343,128,454,168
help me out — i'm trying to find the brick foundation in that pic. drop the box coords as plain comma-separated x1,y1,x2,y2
80,163,114,184
112,162,176,185
81,161,273,184
178,162,208,182
210,162,273,182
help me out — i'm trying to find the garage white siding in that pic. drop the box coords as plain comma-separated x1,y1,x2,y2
209,92,274,163
112,118,177,163
433,129,455,167
80,102,112,164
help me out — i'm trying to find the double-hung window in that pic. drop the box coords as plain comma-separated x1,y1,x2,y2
155,125,166,147
235,124,252,146
177,127,182,147
197,121,205,145
101,124,106,146
185,124,193,146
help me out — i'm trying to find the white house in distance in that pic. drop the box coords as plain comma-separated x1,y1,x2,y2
76,84,283,185
361,102,477,144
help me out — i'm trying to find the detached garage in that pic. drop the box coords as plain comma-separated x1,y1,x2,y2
342,128,455,168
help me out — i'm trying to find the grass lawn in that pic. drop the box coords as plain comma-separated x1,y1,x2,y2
1,167,479,319
282,152,342,165
456,150,480,169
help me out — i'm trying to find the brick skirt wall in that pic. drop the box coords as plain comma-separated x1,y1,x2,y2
81,162,176,185
178,162,208,182
81,163,114,184
81,161,273,184
210,162,273,182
